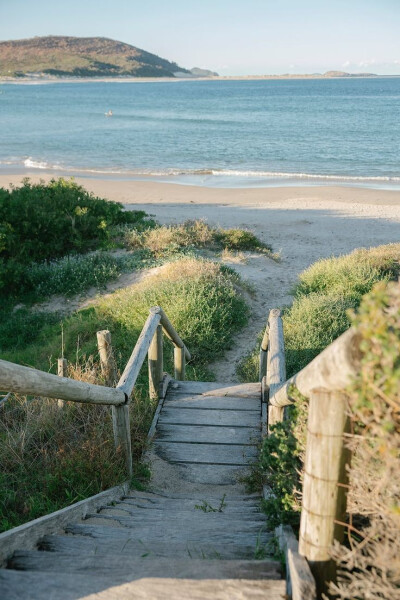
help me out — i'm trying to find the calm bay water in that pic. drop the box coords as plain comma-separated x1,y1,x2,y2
0,77,399,188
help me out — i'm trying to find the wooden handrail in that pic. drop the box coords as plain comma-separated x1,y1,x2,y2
1,306,190,479
0,359,126,406
262,309,360,597
157,307,191,361
117,309,162,397
269,327,361,408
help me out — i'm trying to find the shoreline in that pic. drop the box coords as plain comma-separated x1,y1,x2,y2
1,74,399,86
1,167,399,193
1,172,400,209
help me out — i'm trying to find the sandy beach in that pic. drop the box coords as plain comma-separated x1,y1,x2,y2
2,173,399,379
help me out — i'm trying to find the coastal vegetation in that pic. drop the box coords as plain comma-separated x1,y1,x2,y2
239,244,400,599
0,178,270,531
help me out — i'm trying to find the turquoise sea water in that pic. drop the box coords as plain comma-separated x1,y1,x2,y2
0,78,399,188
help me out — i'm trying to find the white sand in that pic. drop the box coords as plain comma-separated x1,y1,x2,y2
2,173,400,380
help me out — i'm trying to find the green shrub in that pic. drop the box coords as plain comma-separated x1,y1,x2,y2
217,228,270,251
0,178,152,294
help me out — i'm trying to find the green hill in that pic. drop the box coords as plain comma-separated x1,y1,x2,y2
0,35,191,78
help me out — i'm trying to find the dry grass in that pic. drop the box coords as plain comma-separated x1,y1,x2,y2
124,219,272,257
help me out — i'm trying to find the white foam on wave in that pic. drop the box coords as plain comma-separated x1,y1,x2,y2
2,158,399,184
24,158,56,169
207,169,400,182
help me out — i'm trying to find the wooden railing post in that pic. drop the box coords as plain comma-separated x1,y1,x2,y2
57,358,67,408
267,309,286,432
259,323,269,382
112,404,132,478
96,330,118,386
148,324,163,399
174,346,185,381
299,388,351,598
97,330,132,479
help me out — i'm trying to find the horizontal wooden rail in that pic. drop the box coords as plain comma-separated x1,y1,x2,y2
269,327,361,408
158,307,191,361
117,309,162,397
0,359,126,406
1,306,190,479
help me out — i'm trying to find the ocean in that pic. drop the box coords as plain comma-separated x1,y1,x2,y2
0,77,399,189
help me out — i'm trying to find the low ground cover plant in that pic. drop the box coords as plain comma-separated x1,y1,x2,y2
0,257,249,530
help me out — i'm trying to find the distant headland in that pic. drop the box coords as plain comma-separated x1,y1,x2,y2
0,36,380,81
0,35,216,79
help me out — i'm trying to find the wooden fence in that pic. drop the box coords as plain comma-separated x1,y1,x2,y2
0,306,190,479
260,309,361,598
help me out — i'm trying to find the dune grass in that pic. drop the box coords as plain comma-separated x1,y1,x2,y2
238,243,400,529
124,219,273,257
0,257,249,531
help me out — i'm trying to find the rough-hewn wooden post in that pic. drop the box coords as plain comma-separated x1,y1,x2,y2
96,330,118,387
57,358,67,408
299,388,351,598
267,309,286,431
174,346,185,381
148,324,163,400
112,404,132,478
97,330,132,478
259,324,269,382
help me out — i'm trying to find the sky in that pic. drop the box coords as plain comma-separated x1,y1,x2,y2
0,0,399,75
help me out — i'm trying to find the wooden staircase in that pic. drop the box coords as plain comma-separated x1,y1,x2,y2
0,379,285,599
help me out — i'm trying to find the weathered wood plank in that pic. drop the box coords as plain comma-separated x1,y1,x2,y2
164,394,260,411
40,534,272,560
288,548,317,600
151,463,252,485
275,524,316,600
116,501,262,514
66,521,269,541
158,408,260,427
0,569,286,600
155,424,260,445
9,551,282,579
153,441,258,465
0,483,129,566
169,381,261,398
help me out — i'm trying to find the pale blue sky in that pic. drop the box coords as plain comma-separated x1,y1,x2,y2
0,0,399,75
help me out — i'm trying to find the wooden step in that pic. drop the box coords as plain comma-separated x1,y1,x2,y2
169,381,261,398
9,552,282,579
158,407,260,427
163,394,260,410
155,423,260,445
40,534,274,560
0,569,286,600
